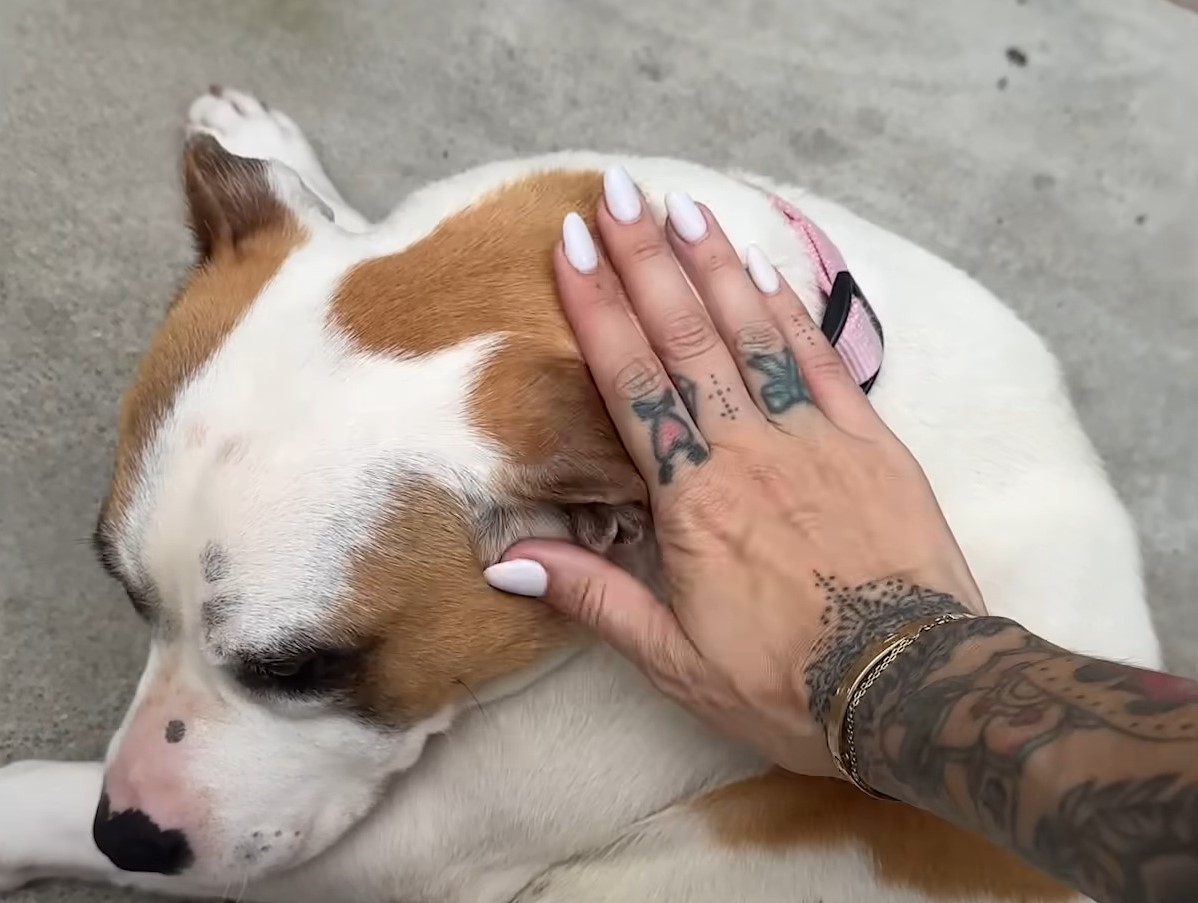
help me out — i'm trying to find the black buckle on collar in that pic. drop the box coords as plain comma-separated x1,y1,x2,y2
819,270,884,395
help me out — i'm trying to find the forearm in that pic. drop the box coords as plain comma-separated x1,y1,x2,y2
852,615,1198,903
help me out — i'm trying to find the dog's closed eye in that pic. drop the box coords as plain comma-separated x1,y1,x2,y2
235,649,359,696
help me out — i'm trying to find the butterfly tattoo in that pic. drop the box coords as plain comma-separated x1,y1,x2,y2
745,348,810,414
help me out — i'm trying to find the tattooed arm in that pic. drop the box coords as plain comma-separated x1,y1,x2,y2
806,584,1198,903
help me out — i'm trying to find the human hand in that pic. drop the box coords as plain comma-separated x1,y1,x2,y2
483,167,986,776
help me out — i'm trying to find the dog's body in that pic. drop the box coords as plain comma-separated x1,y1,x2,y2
0,91,1161,903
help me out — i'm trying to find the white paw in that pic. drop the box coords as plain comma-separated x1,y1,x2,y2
0,760,104,894
0,763,43,894
186,86,324,183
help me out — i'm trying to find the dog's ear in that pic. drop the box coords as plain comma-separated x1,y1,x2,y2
472,347,655,564
527,354,650,557
182,134,289,260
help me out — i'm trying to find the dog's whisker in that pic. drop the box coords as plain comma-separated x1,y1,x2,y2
233,869,251,903
453,677,493,728
454,677,484,712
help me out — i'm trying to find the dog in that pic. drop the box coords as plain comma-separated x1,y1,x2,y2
0,88,1161,903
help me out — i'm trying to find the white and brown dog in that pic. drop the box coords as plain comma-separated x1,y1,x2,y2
0,88,1162,903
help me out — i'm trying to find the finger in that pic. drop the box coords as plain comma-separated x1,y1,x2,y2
744,244,886,438
664,196,827,434
483,542,701,681
594,167,763,440
554,214,712,491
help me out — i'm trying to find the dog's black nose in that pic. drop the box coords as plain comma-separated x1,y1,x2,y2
92,791,194,874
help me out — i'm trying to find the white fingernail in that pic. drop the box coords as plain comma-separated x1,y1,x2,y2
562,212,599,273
665,191,708,243
745,244,781,295
603,165,643,223
484,559,549,597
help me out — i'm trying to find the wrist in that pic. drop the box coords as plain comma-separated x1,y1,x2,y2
801,575,978,731
849,616,1025,799
825,612,975,799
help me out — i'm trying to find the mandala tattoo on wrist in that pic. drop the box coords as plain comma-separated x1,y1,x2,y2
803,574,973,727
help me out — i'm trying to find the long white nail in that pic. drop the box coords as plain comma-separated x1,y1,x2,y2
562,213,599,273
484,559,549,597
665,191,708,243
745,244,781,295
603,165,643,223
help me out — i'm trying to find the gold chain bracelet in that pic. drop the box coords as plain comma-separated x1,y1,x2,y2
825,612,973,800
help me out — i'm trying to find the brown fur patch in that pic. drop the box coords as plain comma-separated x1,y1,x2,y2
699,769,1073,901
323,171,662,718
332,171,603,360
337,482,575,721
101,142,302,531
331,170,645,505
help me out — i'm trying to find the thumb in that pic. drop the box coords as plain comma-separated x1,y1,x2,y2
484,540,694,677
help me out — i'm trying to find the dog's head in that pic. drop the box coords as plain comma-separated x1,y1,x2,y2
89,137,649,882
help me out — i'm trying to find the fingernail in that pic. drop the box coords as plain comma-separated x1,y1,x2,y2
484,559,549,597
665,191,708,243
603,165,643,223
562,213,599,273
745,244,781,295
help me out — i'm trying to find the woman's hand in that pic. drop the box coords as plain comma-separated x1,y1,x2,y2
484,168,985,775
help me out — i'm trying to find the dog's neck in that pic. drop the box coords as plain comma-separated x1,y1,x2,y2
258,642,761,903
379,541,759,901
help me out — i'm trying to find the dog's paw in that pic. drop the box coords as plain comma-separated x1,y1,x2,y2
0,760,104,894
186,86,325,180
0,762,43,894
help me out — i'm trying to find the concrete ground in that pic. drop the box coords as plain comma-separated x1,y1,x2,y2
1,0,1195,900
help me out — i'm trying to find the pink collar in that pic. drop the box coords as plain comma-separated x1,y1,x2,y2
770,196,884,394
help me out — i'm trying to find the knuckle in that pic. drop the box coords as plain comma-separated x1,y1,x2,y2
677,478,740,535
624,234,671,266
745,460,790,492
660,312,720,361
570,575,611,630
735,320,786,357
803,348,851,384
698,246,739,277
612,356,667,400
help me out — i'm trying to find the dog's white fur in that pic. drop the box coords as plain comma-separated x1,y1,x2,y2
0,90,1161,903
